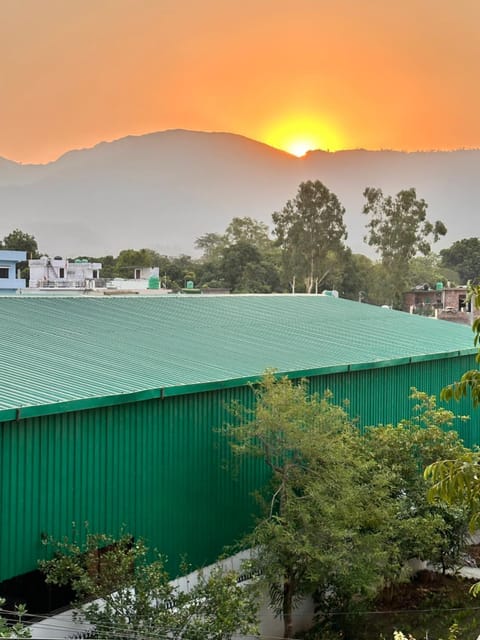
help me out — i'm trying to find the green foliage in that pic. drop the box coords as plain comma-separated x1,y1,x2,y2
440,237,480,284
363,187,447,307
40,529,258,640
195,232,227,262
273,180,348,293
0,228,40,280
227,379,472,638
224,216,273,251
195,216,280,292
425,452,480,531
114,248,161,278
406,254,458,290
393,623,462,640
166,254,197,288
365,390,471,577
425,284,480,596
219,241,279,292
339,251,375,302
226,373,392,638
1,228,39,257
0,598,30,638
94,254,116,279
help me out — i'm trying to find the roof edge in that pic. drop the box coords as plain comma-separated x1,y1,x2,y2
1,348,477,423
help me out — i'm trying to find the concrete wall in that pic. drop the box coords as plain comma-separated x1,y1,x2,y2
29,551,314,639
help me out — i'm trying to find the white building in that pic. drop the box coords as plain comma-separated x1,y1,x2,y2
28,257,102,289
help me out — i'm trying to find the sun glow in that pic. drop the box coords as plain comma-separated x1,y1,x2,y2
262,114,342,157
287,140,316,157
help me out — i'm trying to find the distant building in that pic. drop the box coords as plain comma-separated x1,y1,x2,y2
105,267,162,292
28,256,102,290
0,249,26,293
404,284,480,324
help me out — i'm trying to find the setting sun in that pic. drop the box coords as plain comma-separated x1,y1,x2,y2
262,114,343,157
286,140,315,157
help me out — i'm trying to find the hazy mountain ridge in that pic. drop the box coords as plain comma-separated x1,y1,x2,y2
0,130,478,257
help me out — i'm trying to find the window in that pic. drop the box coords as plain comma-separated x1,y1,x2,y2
134,268,141,279
458,295,471,312
92,270,99,279
59,268,65,278
0,267,9,279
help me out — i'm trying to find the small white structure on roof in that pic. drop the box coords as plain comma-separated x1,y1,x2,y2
28,256,102,289
105,267,164,291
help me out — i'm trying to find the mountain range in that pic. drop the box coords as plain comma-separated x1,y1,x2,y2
0,130,478,258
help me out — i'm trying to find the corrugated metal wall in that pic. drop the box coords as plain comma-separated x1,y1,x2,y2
308,354,479,446
1,354,479,582
0,385,264,582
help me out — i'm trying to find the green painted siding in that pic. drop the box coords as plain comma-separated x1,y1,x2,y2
0,385,264,582
308,354,479,446
1,353,479,583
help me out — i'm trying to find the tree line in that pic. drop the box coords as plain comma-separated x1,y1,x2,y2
3,180,480,308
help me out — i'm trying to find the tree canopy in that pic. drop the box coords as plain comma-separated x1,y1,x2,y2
1,228,39,257
273,181,348,293
440,237,480,284
194,216,280,292
363,187,447,307
226,375,472,638
226,373,391,638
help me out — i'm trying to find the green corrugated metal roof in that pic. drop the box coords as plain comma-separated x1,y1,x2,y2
1,294,477,421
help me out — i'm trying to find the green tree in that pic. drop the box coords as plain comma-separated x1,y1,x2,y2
220,241,279,292
166,254,197,288
226,374,391,638
195,217,281,292
363,187,447,308
224,216,273,252
0,228,40,281
337,251,393,303
195,218,275,263
1,228,39,257
339,254,395,306
195,232,226,263
440,237,480,284
365,390,471,578
40,531,258,640
114,248,161,278
406,254,458,290
272,181,348,293
94,255,116,279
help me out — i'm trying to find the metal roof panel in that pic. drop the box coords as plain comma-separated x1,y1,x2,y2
1,294,476,419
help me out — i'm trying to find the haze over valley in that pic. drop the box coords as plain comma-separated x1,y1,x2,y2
0,130,477,259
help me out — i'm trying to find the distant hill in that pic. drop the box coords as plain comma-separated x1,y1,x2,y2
0,130,478,258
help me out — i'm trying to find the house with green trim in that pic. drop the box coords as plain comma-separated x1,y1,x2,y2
0,294,478,604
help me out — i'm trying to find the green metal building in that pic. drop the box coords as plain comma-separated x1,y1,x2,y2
0,294,478,586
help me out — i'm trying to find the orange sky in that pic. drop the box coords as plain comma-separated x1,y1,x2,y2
1,0,479,163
